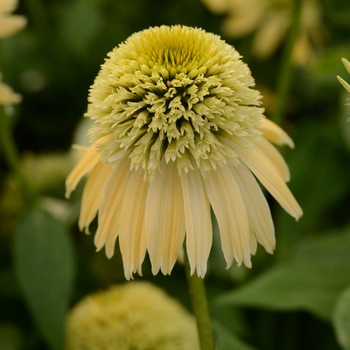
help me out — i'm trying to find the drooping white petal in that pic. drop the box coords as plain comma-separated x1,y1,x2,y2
255,137,290,182
78,162,112,233
0,16,26,38
337,75,350,94
232,142,303,220
65,135,113,198
118,168,148,280
342,58,350,74
180,170,212,278
65,146,99,198
145,161,186,276
258,118,294,148
230,163,275,253
93,157,130,255
204,165,251,268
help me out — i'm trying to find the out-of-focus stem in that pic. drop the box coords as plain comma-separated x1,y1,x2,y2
271,0,303,125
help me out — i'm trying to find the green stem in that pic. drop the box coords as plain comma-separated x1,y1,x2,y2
184,252,215,350
271,0,303,125
0,106,35,206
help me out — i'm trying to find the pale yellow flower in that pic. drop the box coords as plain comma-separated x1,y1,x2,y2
0,0,26,38
0,0,26,108
65,282,200,350
201,0,325,66
337,58,350,95
0,73,21,105
66,25,302,280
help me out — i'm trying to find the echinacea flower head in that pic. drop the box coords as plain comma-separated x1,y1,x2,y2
337,58,350,96
0,0,26,38
0,0,26,109
201,0,325,66
0,73,21,105
65,282,200,350
66,25,302,280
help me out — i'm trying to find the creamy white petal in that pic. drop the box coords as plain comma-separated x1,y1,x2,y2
119,168,148,280
180,170,212,277
93,157,130,254
232,142,303,220
249,228,258,256
342,58,350,74
256,137,290,182
78,162,112,233
337,75,350,94
145,161,186,275
204,165,251,268
258,118,294,148
65,135,112,198
230,163,275,253
0,16,26,38
0,0,18,13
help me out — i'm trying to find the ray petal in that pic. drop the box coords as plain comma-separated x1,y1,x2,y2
65,145,100,198
65,135,113,198
145,161,186,276
118,168,148,280
93,157,130,255
232,143,303,220
180,170,212,278
258,118,294,148
78,162,112,233
230,163,275,253
255,137,290,182
204,165,251,268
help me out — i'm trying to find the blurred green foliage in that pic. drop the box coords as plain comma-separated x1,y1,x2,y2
1,0,350,349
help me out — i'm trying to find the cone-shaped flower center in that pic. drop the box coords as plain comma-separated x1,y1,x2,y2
87,25,263,180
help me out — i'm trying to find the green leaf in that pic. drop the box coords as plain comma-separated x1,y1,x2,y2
333,286,350,350
14,208,75,350
216,228,350,320
212,321,257,350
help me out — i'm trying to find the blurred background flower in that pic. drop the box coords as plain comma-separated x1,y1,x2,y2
201,0,326,66
65,282,200,350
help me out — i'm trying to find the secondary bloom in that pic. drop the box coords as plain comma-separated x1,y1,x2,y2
66,25,302,279
201,0,325,66
65,282,200,350
337,58,350,95
0,0,26,38
0,0,26,108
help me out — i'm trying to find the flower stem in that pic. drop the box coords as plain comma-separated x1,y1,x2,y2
184,252,215,350
271,0,303,125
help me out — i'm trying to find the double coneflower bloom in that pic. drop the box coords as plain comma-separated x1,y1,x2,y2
66,25,302,279
201,0,325,66
0,0,26,106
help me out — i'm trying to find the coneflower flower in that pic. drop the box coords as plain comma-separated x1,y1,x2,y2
66,25,302,280
0,0,26,107
0,0,26,38
201,0,325,66
65,282,200,350
337,58,350,95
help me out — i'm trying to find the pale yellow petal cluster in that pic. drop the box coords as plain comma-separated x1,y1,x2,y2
66,25,302,279
0,0,26,38
65,282,200,350
201,0,325,66
0,0,26,108
0,75,21,104
337,58,350,95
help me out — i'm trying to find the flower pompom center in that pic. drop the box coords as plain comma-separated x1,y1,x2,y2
87,25,264,180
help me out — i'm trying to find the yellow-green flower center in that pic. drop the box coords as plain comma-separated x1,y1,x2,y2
87,25,264,180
